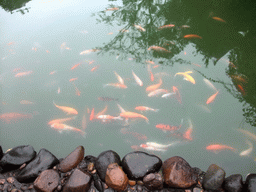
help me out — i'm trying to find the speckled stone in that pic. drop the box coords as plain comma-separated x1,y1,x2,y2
162,156,198,188
62,168,92,192
34,169,60,192
105,163,129,191
58,146,84,173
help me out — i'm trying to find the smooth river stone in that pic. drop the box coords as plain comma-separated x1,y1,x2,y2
0,145,36,172
105,163,129,191
62,168,91,192
203,164,226,191
16,148,59,183
122,151,162,180
162,156,198,188
95,150,121,182
34,169,60,192
58,146,84,173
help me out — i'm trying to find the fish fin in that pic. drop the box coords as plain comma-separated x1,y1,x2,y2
53,100,57,106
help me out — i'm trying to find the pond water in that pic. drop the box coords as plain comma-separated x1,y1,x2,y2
1,0,256,179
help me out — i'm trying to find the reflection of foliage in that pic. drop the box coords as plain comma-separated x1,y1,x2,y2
93,0,190,65
0,0,31,14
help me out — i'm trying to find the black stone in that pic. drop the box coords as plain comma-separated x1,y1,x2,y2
122,151,162,180
91,172,104,192
224,174,243,192
15,148,59,183
0,145,36,173
203,164,225,191
94,150,121,182
245,173,256,192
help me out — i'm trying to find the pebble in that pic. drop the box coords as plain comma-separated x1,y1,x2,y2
16,148,59,183
143,172,163,190
122,151,162,180
33,169,60,192
62,168,92,192
95,150,121,182
0,145,36,172
58,146,84,173
245,173,256,192
105,163,129,191
128,180,136,186
223,174,243,192
203,164,225,191
162,156,198,188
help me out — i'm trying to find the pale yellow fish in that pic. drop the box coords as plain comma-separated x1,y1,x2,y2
114,71,124,85
239,140,253,157
237,129,256,141
203,78,217,91
132,70,143,86
175,71,195,84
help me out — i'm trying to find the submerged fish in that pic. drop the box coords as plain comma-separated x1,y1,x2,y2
206,91,219,104
51,123,86,137
239,140,253,157
53,101,78,115
140,144,167,152
135,106,159,112
206,144,236,153
146,141,178,149
98,97,119,102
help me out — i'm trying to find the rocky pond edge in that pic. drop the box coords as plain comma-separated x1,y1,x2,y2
0,145,255,192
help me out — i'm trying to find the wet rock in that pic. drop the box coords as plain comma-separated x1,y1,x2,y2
91,171,104,192
245,173,256,192
105,163,129,191
33,169,59,192
58,146,84,173
0,145,36,172
162,156,198,188
193,187,204,192
62,168,91,192
122,151,162,180
95,150,121,182
129,180,136,186
223,174,243,192
143,172,163,190
203,164,225,191
16,148,59,183
78,155,97,172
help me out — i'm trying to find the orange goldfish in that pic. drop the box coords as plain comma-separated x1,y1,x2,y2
105,7,119,11
206,144,236,153
120,111,149,124
15,71,33,77
158,24,175,29
53,101,78,115
95,105,108,117
69,78,78,82
173,86,182,104
212,17,226,23
146,78,162,92
96,115,123,123
48,116,76,125
0,112,33,123
134,24,146,32
90,108,95,121
183,119,193,141
206,91,219,104
135,106,159,112
183,34,202,39
91,65,100,72
71,62,82,70
150,71,154,81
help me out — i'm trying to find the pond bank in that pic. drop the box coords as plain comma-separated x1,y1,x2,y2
0,145,254,192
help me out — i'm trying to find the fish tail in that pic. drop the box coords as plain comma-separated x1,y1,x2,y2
154,109,160,112
146,119,150,124
53,100,57,107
